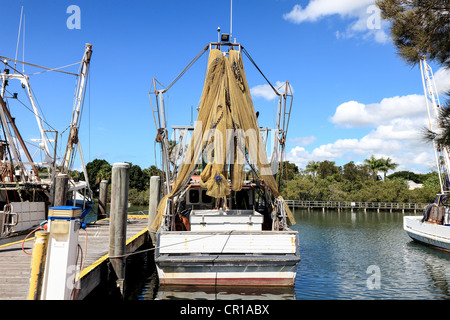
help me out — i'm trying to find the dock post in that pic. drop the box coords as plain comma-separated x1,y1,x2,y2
109,163,129,296
98,180,109,220
148,176,161,245
53,174,69,206
28,230,49,300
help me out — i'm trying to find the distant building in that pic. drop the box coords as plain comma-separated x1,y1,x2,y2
407,180,423,190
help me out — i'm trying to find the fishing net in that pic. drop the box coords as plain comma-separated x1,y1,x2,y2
150,48,295,232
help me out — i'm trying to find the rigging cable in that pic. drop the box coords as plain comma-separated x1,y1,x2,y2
241,46,280,97
0,56,79,77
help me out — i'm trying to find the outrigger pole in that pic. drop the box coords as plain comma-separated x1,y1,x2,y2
62,44,92,184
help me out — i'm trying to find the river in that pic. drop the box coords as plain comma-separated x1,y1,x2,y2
87,208,450,300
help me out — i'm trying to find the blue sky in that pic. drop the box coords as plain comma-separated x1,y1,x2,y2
1,0,449,174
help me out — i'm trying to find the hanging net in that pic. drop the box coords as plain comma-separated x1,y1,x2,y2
151,48,295,232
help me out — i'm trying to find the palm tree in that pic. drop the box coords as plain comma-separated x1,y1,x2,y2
364,155,384,181
305,161,319,177
379,157,398,181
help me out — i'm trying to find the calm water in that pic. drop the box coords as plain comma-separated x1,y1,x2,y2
88,208,450,300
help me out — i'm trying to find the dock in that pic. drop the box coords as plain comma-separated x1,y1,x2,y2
286,200,428,213
0,215,150,300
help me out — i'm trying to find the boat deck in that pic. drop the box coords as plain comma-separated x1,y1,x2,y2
0,215,149,300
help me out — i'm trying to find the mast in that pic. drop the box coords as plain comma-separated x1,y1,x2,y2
156,88,172,195
62,43,93,176
0,94,40,181
420,56,450,194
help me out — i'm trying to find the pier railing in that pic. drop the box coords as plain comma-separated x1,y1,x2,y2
284,200,428,212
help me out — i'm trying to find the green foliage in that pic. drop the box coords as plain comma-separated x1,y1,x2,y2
86,159,162,199
387,170,421,183
377,0,450,153
280,159,440,203
376,0,450,68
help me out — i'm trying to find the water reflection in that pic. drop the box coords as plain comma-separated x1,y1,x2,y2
121,208,450,300
292,209,450,300
150,286,295,300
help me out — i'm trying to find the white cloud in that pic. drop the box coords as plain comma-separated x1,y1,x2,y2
434,67,450,95
283,0,374,23
330,94,426,128
251,81,294,101
289,136,317,146
287,92,439,172
286,133,434,172
283,0,389,44
251,84,278,100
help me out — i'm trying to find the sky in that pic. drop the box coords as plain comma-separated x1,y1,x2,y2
1,0,449,175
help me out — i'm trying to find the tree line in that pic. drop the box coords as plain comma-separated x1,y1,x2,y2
69,158,162,206
279,157,440,204
72,156,440,206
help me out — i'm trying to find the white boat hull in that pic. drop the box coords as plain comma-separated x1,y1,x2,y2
155,230,300,286
404,216,450,252
0,202,46,238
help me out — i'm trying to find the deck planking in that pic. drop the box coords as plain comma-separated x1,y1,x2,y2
0,215,149,300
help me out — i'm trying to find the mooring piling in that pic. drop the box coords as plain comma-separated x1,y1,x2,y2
148,175,161,245
53,173,69,206
109,162,129,296
98,179,109,220
27,230,49,300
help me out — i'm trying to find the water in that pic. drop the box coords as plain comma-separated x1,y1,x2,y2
88,208,450,300
291,209,450,300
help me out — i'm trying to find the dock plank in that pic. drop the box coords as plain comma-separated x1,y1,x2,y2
0,215,149,300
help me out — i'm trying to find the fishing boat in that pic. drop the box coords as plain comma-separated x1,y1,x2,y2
149,28,300,286
404,57,450,252
0,38,94,239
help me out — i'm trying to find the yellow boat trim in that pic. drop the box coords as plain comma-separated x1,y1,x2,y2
0,237,34,249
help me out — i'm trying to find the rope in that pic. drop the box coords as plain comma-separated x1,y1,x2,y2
21,225,43,255
108,230,234,259
0,56,79,76
241,46,280,97
162,45,209,93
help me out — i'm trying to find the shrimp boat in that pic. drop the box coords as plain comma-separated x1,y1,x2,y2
0,41,94,239
149,30,300,286
403,57,450,252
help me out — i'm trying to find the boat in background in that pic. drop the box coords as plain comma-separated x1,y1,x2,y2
404,57,450,252
149,28,299,286
0,41,93,239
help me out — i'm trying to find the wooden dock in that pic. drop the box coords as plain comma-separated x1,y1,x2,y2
0,215,150,300
285,200,428,213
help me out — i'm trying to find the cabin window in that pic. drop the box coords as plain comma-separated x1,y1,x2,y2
189,190,200,203
202,190,213,203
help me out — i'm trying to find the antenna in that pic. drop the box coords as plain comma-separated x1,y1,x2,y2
14,6,24,73
230,0,233,40
22,14,25,73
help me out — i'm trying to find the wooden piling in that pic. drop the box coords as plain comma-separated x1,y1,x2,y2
148,176,161,245
28,230,49,300
53,174,69,206
109,163,129,295
98,180,109,220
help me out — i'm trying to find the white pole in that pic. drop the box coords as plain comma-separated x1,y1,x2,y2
22,77,52,162
420,58,444,194
157,91,172,195
230,0,233,40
